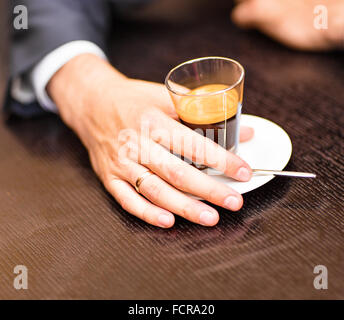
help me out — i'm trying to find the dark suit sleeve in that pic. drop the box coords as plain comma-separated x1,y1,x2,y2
4,0,112,118
10,0,112,78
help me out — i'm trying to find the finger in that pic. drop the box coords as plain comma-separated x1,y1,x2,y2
143,140,244,211
231,0,256,28
239,126,254,142
149,115,252,181
105,177,175,228
231,0,278,28
125,162,220,226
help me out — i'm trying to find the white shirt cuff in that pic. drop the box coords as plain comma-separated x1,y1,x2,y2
11,41,107,113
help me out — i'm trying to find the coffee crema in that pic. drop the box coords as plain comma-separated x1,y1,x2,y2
177,84,240,152
178,84,239,125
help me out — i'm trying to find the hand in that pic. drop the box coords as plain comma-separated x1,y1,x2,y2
48,54,254,228
231,0,344,50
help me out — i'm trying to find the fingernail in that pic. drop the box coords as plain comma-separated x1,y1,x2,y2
200,211,218,226
224,196,241,211
236,167,251,181
158,213,173,228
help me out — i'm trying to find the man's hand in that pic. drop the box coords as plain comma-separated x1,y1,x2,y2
47,54,253,228
232,0,344,50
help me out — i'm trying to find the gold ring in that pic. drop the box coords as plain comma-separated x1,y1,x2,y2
135,170,154,193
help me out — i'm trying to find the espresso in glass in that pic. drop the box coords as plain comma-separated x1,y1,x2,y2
178,84,241,152
165,57,245,168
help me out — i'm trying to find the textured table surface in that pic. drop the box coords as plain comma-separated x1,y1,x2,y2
0,2,343,299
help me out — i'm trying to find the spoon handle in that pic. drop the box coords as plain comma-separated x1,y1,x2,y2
252,169,316,178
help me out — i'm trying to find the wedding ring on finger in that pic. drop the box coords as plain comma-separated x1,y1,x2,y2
135,170,155,193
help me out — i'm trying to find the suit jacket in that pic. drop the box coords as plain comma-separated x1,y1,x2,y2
6,0,150,117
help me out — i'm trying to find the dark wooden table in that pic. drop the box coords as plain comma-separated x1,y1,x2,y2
0,2,343,299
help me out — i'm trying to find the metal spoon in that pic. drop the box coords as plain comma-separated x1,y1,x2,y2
252,169,316,178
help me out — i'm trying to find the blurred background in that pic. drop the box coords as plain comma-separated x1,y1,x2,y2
0,1,9,105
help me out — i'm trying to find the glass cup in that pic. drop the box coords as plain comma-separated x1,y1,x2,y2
165,57,244,157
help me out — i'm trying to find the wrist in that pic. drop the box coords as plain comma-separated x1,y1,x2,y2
47,53,128,132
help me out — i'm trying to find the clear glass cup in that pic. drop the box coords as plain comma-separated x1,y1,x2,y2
165,56,245,155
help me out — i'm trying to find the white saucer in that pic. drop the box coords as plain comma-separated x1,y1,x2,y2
191,114,292,198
